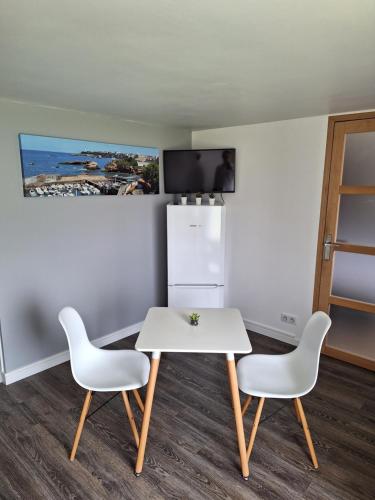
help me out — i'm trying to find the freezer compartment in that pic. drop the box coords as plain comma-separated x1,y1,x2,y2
168,285,224,308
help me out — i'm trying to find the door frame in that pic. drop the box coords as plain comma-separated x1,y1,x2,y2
312,111,375,369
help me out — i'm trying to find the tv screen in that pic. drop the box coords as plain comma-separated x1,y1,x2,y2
163,148,235,194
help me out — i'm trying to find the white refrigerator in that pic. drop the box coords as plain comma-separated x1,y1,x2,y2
167,202,225,308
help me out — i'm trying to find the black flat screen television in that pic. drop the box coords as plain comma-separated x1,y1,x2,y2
163,148,235,193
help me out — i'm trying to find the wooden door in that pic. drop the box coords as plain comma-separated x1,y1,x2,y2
314,112,375,371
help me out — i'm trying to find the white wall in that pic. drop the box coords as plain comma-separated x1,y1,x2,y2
193,116,328,343
0,99,190,375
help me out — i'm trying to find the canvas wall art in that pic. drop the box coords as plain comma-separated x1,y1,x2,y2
19,134,160,197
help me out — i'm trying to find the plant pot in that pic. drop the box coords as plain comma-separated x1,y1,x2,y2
181,196,187,205
190,319,199,326
209,197,215,206
196,197,202,206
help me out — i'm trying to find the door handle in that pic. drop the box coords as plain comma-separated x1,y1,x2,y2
323,235,347,260
323,234,333,261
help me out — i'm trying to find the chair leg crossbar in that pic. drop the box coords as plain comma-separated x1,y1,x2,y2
241,396,319,469
132,389,145,413
70,389,145,460
241,395,252,416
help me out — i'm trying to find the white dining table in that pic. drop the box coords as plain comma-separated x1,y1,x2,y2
134,307,252,479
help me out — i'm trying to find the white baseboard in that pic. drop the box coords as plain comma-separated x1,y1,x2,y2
243,318,298,346
3,321,142,385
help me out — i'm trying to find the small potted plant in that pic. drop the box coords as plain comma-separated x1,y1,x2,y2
180,193,187,205
195,193,202,206
208,192,216,206
189,312,200,326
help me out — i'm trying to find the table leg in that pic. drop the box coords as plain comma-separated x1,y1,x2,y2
135,351,161,475
226,353,250,479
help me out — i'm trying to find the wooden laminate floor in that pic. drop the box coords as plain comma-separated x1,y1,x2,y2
0,331,374,499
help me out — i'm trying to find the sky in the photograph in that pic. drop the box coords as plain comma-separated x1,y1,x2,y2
19,134,159,156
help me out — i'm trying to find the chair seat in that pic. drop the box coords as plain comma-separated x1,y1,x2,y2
74,349,150,392
237,353,312,399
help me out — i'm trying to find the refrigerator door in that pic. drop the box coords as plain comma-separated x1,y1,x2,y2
168,285,224,308
167,205,225,285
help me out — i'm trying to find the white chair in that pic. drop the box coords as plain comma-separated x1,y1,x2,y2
59,306,150,461
237,311,331,470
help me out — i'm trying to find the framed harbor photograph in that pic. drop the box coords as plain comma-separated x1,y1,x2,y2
18,134,160,198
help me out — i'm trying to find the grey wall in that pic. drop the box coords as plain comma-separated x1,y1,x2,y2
0,99,191,372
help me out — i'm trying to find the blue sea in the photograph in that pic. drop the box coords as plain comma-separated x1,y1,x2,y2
19,135,160,197
20,149,113,178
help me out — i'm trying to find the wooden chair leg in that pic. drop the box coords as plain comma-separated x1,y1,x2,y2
70,390,93,461
122,391,140,448
295,398,319,469
241,395,252,416
132,389,145,413
246,397,265,461
293,398,301,424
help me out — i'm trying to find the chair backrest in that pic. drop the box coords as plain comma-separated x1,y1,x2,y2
293,311,332,391
58,306,96,385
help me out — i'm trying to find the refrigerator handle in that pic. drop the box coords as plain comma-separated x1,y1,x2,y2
169,284,222,289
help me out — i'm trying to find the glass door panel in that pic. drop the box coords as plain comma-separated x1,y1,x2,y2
342,131,375,185
331,252,375,303
337,195,375,246
326,306,375,362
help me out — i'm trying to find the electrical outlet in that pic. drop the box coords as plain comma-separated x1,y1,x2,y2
280,313,297,325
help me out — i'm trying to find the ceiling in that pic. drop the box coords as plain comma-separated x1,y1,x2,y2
1,0,374,129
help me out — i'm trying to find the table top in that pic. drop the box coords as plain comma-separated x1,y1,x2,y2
135,307,252,354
